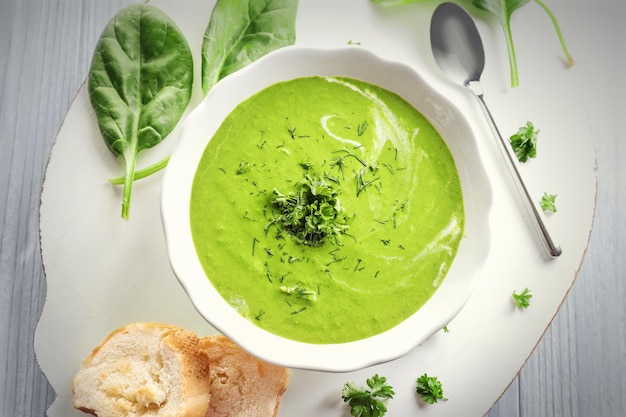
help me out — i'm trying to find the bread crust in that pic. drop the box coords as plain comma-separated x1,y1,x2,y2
72,322,211,417
201,335,290,417
72,323,291,417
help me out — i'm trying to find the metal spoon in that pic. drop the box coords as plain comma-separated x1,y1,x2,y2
430,2,562,258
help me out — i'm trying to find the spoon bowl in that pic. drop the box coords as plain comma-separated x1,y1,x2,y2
430,2,485,87
430,2,562,258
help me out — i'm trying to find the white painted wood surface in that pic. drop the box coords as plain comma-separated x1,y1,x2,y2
0,0,623,416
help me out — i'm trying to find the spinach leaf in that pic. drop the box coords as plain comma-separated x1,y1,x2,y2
373,0,574,88
201,0,298,95
472,0,530,88
88,4,193,219
472,0,574,87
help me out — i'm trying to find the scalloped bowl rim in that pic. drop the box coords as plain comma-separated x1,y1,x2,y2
161,46,492,372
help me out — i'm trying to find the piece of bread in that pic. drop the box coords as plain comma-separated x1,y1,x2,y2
72,322,211,417
201,335,290,417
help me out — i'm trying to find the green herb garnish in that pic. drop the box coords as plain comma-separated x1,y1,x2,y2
268,173,350,247
540,192,558,213
291,306,307,314
331,148,367,180
263,261,273,283
342,374,395,417
287,121,297,139
252,237,260,255
280,284,317,300
299,161,313,170
416,373,447,404
355,169,380,197
353,258,363,272
509,121,539,162
357,120,369,136
512,287,533,309
286,120,309,139
236,161,253,175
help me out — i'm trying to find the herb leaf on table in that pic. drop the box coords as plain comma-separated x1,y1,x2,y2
509,121,539,163
201,0,298,95
416,373,447,404
540,192,558,213
512,287,533,309
342,374,395,417
88,4,193,219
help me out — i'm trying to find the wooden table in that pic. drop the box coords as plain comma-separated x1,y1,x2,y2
1,0,624,416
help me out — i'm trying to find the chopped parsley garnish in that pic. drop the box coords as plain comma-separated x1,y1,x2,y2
342,374,395,417
267,173,350,247
416,373,447,404
509,121,539,163
512,287,533,309
540,192,558,213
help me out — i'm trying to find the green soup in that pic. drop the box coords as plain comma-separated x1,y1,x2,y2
190,76,464,344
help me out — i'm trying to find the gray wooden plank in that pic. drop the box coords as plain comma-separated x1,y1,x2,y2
486,377,521,417
519,301,580,417
0,1,133,416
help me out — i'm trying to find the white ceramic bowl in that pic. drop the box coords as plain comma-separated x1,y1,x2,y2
161,46,492,372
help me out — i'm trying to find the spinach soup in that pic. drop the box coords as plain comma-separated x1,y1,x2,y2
190,76,464,344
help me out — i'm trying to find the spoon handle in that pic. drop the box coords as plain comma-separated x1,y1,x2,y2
475,93,562,258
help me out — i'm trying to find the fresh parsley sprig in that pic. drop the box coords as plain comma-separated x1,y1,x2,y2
268,173,350,247
416,373,447,404
342,374,395,417
509,121,539,163
540,192,558,213
512,288,533,309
